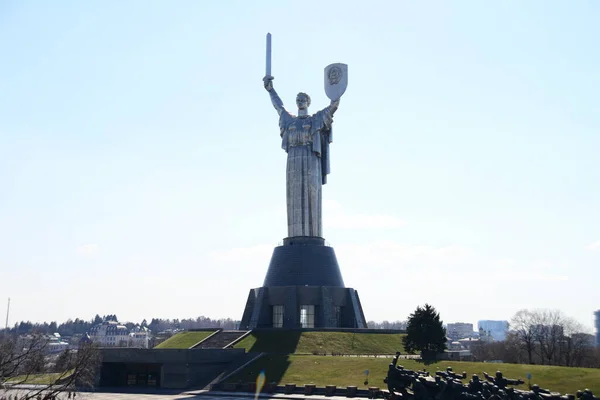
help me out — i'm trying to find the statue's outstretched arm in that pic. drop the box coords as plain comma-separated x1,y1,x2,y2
329,98,340,115
264,76,287,117
269,88,286,116
317,98,340,131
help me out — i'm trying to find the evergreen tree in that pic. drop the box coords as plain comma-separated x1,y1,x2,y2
402,303,447,360
148,318,160,333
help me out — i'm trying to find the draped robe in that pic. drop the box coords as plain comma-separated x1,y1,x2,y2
279,106,334,238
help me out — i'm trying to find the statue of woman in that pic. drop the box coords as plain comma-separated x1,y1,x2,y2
264,75,340,238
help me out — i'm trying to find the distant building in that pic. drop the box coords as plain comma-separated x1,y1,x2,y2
447,322,474,340
477,320,509,341
531,324,564,339
595,310,600,347
129,326,150,348
79,333,93,347
572,332,595,348
18,333,69,354
46,333,70,354
477,328,495,343
89,321,149,348
457,337,480,350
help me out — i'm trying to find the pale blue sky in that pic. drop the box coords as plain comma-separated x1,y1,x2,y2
1,1,599,331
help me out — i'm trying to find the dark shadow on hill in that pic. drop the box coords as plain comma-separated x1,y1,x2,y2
225,353,292,385
224,329,302,384
247,329,302,354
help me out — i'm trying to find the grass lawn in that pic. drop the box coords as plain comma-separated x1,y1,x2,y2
6,372,71,385
226,355,600,395
154,330,216,349
234,331,406,355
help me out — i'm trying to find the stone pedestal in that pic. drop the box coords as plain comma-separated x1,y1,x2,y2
240,236,367,329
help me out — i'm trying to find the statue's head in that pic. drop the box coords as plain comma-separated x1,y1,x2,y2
496,371,503,379
472,374,479,382
296,92,311,110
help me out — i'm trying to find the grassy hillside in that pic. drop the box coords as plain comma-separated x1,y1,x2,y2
227,355,600,394
154,330,216,349
234,331,406,354
6,372,71,385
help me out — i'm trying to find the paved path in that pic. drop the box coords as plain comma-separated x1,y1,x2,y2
1,389,352,400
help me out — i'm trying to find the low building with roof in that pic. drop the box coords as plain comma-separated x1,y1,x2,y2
89,321,149,348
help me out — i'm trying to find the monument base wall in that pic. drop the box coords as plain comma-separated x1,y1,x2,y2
239,285,367,329
262,236,345,287
240,237,367,329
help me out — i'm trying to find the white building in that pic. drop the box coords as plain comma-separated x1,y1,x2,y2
46,333,70,354
18,333,70,354
457,337,481,350
477,328,495,343
477,320,509,341
447,322,474,340
128,326,150,348
89,321,149,348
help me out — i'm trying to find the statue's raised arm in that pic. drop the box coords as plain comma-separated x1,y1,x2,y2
318,98,340,121
330,98,340,114
263,76,287,117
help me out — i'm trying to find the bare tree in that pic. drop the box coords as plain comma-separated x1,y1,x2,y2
510,309,536,364
533,309,564,365
1,333,101,399
509,308,595,367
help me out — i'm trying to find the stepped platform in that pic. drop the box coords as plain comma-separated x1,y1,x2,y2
193,330,249,349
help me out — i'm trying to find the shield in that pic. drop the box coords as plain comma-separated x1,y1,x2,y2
324,63,348,101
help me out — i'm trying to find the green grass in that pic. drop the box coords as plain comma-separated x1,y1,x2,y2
226,355,600,395
6,372,71,385
154,330,216,349
233,331,406,355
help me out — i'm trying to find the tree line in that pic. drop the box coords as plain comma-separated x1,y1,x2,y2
367,320,407,330
397,304,598,368
1,314,241,336
7,316,408,336
472,308,599,368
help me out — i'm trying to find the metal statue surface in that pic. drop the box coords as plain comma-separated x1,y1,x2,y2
483,371,525,390
381,354,594,400
324,63,348,101
263,33,346,238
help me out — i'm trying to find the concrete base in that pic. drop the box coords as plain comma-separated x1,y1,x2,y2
239,285,367,329
239,237,367,329
98,348,246,389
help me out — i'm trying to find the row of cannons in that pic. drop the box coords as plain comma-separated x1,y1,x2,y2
384,353,597,400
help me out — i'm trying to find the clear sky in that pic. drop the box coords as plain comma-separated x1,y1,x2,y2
1,1,599,332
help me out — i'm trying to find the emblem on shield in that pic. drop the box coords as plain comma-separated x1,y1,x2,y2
324,63,348,101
